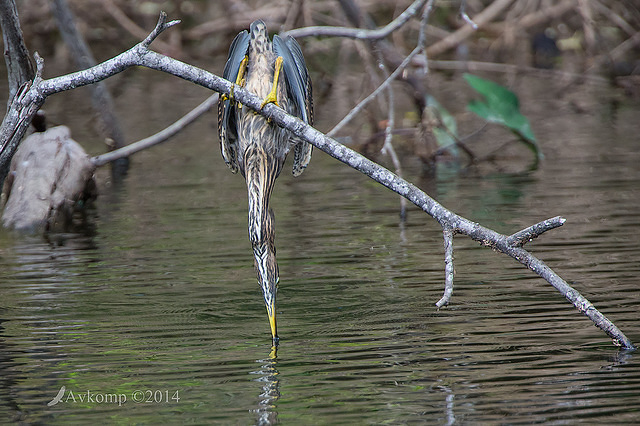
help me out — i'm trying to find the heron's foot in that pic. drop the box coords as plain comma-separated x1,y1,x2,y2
260,56,284,109
221,84,234,103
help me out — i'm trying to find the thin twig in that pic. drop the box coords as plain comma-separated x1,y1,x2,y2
283,0,428,40
378,56,407,220
418,0,436,75
507,216,567,247
327,45,421,137
460,0,479,30
103,0,176,54
142,12,181,48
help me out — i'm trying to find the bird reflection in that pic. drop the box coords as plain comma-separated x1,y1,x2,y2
250,347,280,425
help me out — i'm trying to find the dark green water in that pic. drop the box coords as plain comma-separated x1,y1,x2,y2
0,70,639,424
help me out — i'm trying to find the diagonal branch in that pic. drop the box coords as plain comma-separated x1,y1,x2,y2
1,13,634,350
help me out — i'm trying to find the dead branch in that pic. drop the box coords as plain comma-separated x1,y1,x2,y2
51,0,127,158
327,0,435,137
0,0,34,111
0,12,634,350
283,0,427,40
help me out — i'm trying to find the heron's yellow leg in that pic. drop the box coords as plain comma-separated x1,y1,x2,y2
236,56,249,86
261,56,283,109
222,56,248,103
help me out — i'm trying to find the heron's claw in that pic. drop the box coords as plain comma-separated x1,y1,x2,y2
260,92,279,109
260,56,284,109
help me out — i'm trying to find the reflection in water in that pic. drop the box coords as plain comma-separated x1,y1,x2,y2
0,232,99,421
438,385,456,426
251,347,280,425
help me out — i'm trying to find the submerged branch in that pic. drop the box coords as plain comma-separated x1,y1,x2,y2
0,12,633,350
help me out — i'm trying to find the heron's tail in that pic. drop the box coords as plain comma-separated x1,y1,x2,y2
244,144,282,342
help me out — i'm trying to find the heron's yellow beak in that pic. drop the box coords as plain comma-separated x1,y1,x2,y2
267,300,279,346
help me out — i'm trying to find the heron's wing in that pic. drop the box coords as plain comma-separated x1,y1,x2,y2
273,35,313,176
218,30,250,173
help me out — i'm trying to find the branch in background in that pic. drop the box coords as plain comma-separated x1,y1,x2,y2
283,0,427,40
426,0,514,58
1,12,634,350
592,0,636,37
0,0,35,111
51,0,128,167
102,0,176,55
378,52,407,220
428,59,608,84
326,45,421,137
484,0,576,36
327,0,436,137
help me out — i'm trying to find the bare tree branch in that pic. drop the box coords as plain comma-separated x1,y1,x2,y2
327,0,436,137
0,0,34,111
283,0,427,40
51,0,128,158
0,12,634,350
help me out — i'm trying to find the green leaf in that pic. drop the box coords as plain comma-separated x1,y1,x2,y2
464,73,541,160
425,95,459,156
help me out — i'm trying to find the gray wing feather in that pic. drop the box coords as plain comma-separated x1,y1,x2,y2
218,30,250,173
273,35,313,176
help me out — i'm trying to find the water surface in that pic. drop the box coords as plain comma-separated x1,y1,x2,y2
0,71,639,423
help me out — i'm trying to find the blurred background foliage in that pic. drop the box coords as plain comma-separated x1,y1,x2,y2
10,0,640,171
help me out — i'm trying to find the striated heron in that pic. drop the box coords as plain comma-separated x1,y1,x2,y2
217,20,313,346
